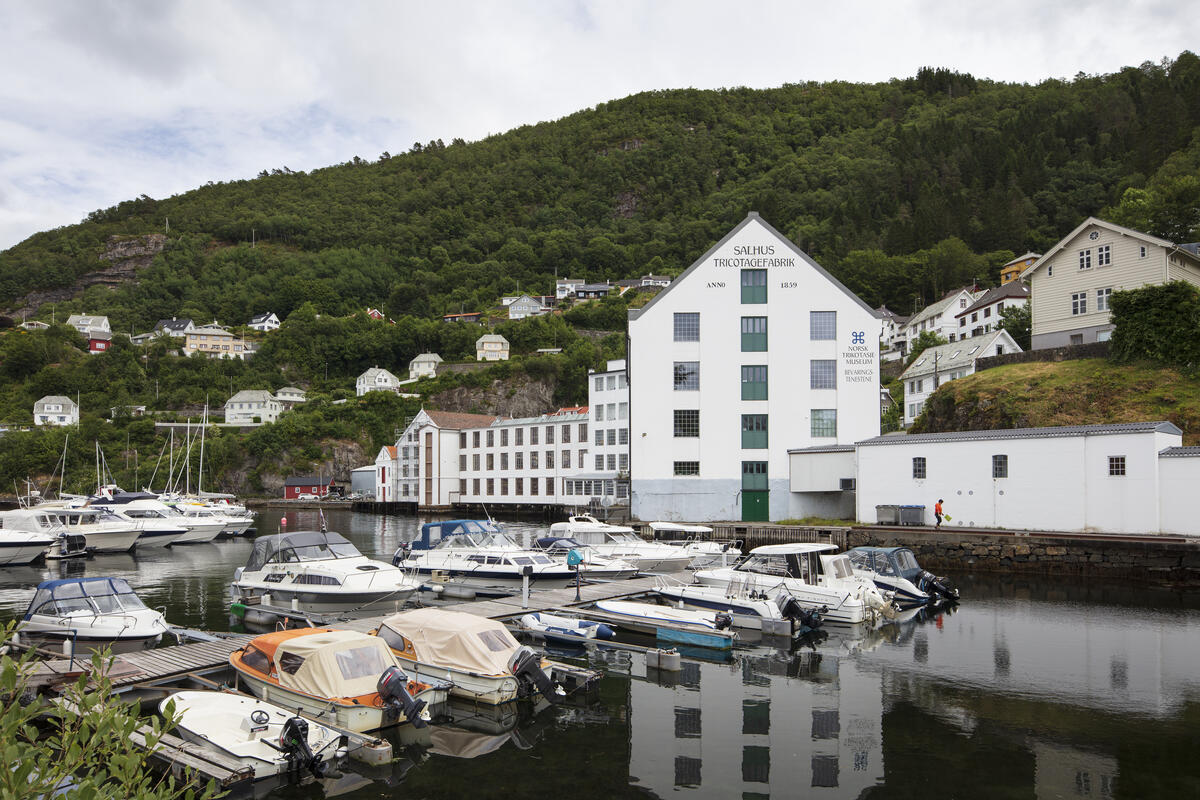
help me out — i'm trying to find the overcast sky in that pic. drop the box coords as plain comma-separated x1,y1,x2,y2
0,0,1192,251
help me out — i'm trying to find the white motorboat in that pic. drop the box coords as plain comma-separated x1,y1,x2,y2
230,628,448,733
91,491,224,544
42,506,141,553
171,500,253,538
594,599,733,631
233,530,421,615
374,608,571,705
547,515,693,573
646,521,743,568
531,536,641,579
161,691,343,780
846,546,959,606
694,543,899,625
516,612,614,645
653,577,824,634
395,520,630,589
0,528,54,566
18,577,169,653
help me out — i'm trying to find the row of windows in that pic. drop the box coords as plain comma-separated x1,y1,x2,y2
1078,245,1112,270
672,461,770,485
593,427,630,446
459,449,588,471
1071,288,1112,316
459,423,586,449
593,453,630,471
673,410,836,439
912,454,1128,479
673,311,837,343
454,477,631,499
673,360,836,392
594,403,628,421
593,374,629,392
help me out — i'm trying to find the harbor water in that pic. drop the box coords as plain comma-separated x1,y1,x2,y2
1,508,1198,798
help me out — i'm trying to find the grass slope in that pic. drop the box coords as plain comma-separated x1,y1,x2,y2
913,359,1200,445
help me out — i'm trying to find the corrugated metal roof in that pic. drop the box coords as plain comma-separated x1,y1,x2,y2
786,445,856,454
858,421,1181,446
1158,446,1200,457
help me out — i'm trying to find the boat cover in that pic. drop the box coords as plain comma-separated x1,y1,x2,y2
269,629,398,698
24,577,145,619
379,608,519,675
647,521,714,534
245,530,360,571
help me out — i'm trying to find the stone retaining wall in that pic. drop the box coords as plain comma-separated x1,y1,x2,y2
848,527,1200,585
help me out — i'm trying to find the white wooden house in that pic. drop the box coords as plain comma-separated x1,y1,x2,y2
898,329,1020,426
357,366,402,395
476,334,510,361
34,396,78,426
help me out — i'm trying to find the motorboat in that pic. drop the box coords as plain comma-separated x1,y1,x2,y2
230,628,448,732
0,509,60,564
232,530,421,616
694,543,899,625
846,546,959,606
171,500,253,538
547,515,693,573
516,612,614,645
531,536,640,579
394,520,628,589
99,505,186,548
18,577,169,653
42,506,141,553
646,521,743,568
653,577,824,635
161,691,343,780
594,599,732,631
374,607,582,705
90,491,224,544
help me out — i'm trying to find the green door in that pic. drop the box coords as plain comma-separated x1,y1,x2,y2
742,490,769,522
741,461,769,521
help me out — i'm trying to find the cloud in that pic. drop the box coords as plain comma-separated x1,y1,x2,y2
0,0,1194,250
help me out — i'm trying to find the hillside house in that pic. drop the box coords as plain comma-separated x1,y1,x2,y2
1001,252,1041,285
184,323,251,359
899,329,1021,425
476,334,510,361
357,366,402,396
408,353,442,379
641,274,672,288
506,295,548,320
34,396,78,426
366,308,385,321
575,283,613,300
20,321,49,330
154,318,195,338
954,282,1029,339
224,390,283,424
876,305,909,359
66,314,110,337
1021,217,1200,349
441,312,484,324
274,387,306,407
556,279,585,300
248,312,280,332
894,288,980,355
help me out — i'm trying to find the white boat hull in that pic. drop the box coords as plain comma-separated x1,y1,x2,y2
693,569,872,625
81,529,142,553
163,692,342,780
0,536,51,565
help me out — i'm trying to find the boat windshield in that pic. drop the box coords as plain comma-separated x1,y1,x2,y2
825,556,854,580
277,539,361,562
246,531,363,571
894,549,920,572
26,578,147,617
735,554,792,577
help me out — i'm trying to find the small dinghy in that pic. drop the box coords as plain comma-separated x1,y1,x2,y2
591,599,736,650
516,612,614,644
161,691,343,781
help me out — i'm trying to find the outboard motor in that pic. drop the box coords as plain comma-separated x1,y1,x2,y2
777,596,824,631
377,666,428,728
714,613,734,630
509,645,562,703
278,715,326,777
917,570,959,602
391,541,411,565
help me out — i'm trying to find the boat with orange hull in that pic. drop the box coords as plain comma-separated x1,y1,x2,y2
230,628,449,733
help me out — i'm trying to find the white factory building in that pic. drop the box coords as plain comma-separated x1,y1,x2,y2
627,212,881,523
789,420,1199,535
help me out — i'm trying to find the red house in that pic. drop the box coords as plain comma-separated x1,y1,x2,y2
88,333,112,354
283,475,335,499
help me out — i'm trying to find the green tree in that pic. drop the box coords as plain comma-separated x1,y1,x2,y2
998,304,1032,350
0,625,218,800
906,331,948,365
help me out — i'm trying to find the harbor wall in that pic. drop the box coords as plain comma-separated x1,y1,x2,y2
848,526,1200,585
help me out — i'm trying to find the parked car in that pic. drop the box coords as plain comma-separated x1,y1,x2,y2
296,493,319,501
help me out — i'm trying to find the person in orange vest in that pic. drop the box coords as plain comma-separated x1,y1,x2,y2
934,499,944,528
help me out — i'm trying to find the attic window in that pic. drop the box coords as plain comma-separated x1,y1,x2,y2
950,351,961,359
968,346,980,355
914,358,925,367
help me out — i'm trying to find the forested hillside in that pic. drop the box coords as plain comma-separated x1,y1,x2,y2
4,55,1200,332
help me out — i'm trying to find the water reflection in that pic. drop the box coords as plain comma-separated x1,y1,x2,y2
0,509,1197,797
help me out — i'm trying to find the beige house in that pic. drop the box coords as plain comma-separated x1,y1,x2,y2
476,334,510,361
408,353,442,379
224,390,282,424
184,323,250,359
357,366,402,396
1022,218,1200,349
34,395,78,426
